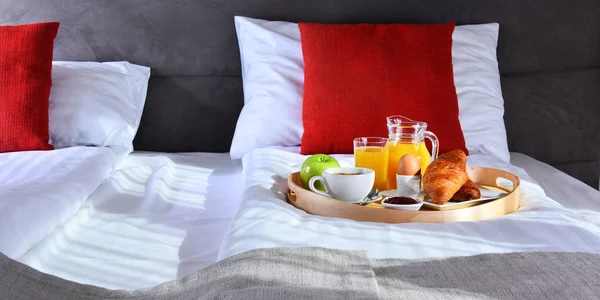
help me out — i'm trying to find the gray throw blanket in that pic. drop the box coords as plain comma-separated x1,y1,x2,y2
2,247,600,300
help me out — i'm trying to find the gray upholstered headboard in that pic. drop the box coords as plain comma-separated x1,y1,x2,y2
1,0,598,188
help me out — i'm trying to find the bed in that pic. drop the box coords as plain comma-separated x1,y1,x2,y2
1,0,600,298
0,150,595,291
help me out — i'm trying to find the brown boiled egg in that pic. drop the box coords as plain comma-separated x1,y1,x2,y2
397,154,421,176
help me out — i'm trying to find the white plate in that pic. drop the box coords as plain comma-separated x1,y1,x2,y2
381,188,507,210
421,188,506,209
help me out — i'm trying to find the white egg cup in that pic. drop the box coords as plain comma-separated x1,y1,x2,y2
396,174,421,197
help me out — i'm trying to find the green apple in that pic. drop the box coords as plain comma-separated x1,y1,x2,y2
300,154,340,191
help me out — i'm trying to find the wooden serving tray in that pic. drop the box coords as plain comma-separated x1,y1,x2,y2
287,167,520,224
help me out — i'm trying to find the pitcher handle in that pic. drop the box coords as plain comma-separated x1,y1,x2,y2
424,131,439,161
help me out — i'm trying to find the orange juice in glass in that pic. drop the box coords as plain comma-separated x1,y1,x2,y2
386,115,439,190
353,137,388,190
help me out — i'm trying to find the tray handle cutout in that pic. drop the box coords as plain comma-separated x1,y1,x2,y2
495,177,514,191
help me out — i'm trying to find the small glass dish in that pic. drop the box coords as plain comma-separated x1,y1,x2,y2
381,196,423,211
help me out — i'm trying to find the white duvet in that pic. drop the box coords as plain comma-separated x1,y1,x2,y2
0,147,124,259
16,152,243,290
218,147,600,261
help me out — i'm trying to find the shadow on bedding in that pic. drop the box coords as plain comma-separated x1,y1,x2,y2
17,153,244,290
0,147,121,259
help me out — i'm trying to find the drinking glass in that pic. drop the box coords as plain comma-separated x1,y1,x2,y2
353,137,389,190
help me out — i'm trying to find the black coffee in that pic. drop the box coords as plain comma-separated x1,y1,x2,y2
334,172,361,175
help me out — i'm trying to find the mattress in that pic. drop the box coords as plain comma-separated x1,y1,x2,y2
17,152,244,290
218,147,600,262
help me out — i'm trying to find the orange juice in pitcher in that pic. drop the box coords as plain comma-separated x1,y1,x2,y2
386,115,439,190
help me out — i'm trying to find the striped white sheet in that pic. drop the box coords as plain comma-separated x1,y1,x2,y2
218,147,600,261
0,147,122,259
18,152,244,290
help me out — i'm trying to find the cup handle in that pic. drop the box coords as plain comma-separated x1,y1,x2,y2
308,176,331,198
424,131,439,161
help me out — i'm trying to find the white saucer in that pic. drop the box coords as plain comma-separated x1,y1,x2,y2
349,194,382,204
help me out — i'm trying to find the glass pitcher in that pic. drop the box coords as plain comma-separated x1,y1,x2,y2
386,115,439,190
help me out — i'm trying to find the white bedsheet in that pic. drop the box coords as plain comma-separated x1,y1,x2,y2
218,147,600,261
0,147,122,259
18,152,243,290
510,153,600,226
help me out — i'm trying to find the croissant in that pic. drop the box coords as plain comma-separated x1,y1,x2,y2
451,179,481,202
423,149,469,205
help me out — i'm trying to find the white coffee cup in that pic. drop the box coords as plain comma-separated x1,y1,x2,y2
308,167,375,203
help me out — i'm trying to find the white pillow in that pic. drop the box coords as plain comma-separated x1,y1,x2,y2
231,16,510,162
49,61,151,151
451,24,509,163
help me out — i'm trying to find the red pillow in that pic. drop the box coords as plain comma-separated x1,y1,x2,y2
299,23,467,155
0,22,59,153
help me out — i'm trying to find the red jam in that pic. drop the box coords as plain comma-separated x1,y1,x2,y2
385,197,418,205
